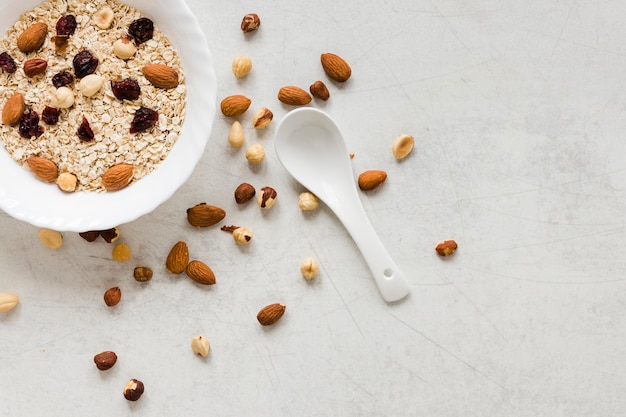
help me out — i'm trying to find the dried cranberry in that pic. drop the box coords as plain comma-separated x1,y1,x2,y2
42,106,60,125
73,50,99,78
130,107,158,134
56,15,77,36
128,17,154,44
52,71,74,88
0,52,17,74
77,116,94,141
18,110,44,139
111,78,141,101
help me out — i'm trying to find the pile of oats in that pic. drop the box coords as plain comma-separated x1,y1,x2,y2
0,0,186,192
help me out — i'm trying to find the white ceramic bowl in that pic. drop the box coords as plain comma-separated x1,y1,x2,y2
0,0,216,232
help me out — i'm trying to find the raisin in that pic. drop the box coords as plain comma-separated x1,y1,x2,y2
52,71,74,88
111,78,141,101
18,110,44,139
56,15,77,36
128,17,154,44
77,116,94,141
130,107,158,134
42,106,60,125
73,50,99,78
0,52,17,74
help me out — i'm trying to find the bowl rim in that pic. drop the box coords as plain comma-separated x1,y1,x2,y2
0,0,216,232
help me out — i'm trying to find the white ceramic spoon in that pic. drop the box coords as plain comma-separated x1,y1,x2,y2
274,108,410,302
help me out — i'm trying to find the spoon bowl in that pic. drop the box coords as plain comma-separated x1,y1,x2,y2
275,108,409,302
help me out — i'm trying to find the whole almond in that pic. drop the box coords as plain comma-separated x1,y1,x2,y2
166,241,189,274
17,22,48,53
320,53,352,82
141,64,179,89
309,80,330,101
358,170,387,191
0,292,19,313
23,58,47,78
102,163,134,191
220,95,251,117
277,86,311,106
186,260,216,285
103,287,121,307
257,303,286,326
2,92,24,126
26,156,58,183
93,351,118,370
186,203,226,227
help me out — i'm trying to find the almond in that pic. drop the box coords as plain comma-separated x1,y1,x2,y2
93,351,118,371
220,95,251,117
0,292,19,313
310,80,330,101
26,156,58,183
141,64,179,89
186,203,226,227
186,260,216,285
257,303,286,326
102,163,134,191
2,92,24,126
358,170,387,191
320,52,352,82
166,241,189,274
23,58,47,78
277,86,311,106
103,287,121,307
17,22,48,53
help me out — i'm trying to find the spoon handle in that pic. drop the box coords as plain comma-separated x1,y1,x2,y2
336,202,410,302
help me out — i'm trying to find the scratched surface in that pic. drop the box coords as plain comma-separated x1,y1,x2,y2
1,0,626,415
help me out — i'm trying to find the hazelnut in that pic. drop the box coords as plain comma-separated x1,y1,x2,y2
241,13,261,33
52,86,74,109
94,7,115,30
257,186,277,209
298,192,319,210
392,134,414,160
228,120,244,147
252,107,273,129
133,266,153,282
123,379,144,401
78,74,104,97
103,286,121,306
113,38,136,59
191,335,211,357
232,55,252,78
93,351,117,370
56,172,78,192
38,228,63,249
435,240,458,256
232,227,253,245
300,257,320,280
99,227,119,243
234,183,255,204
245,143,265,163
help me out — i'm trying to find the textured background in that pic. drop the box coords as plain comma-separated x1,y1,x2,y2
2,0,626,415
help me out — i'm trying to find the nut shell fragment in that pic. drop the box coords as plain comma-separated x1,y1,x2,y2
257,303,286,326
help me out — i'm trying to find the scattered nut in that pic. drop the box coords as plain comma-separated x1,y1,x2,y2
300,257,320,280
112,243,131,262
228,120,245,147
23,58,47,78
252,107,273,129
186,260,216,285
186,203,226,227
435,240,458,257
309,80,330,101
232,227,253,245
191,335,211,357
241,13,261,33
112,38,136,60
94,7,114,30
78,74,104,97
232,55,252,78
123,379,144,401
166,241,189,274
392,134,414,160
245,143,265,163
103,287,121,306
257,303,286,326
2,92,24,126
0,292,19,313
220,95,251,117
133,266,153,282
320,52,352,82
100,227,120,243
93,351,117,370
298,192,319,211
38,228,63,249
234,183,255,204
56,172,78,192
26,156,58,183
358,170,387,191
79,230,100,242
277,86,312,106
257,186,277,209
52,86,75,109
